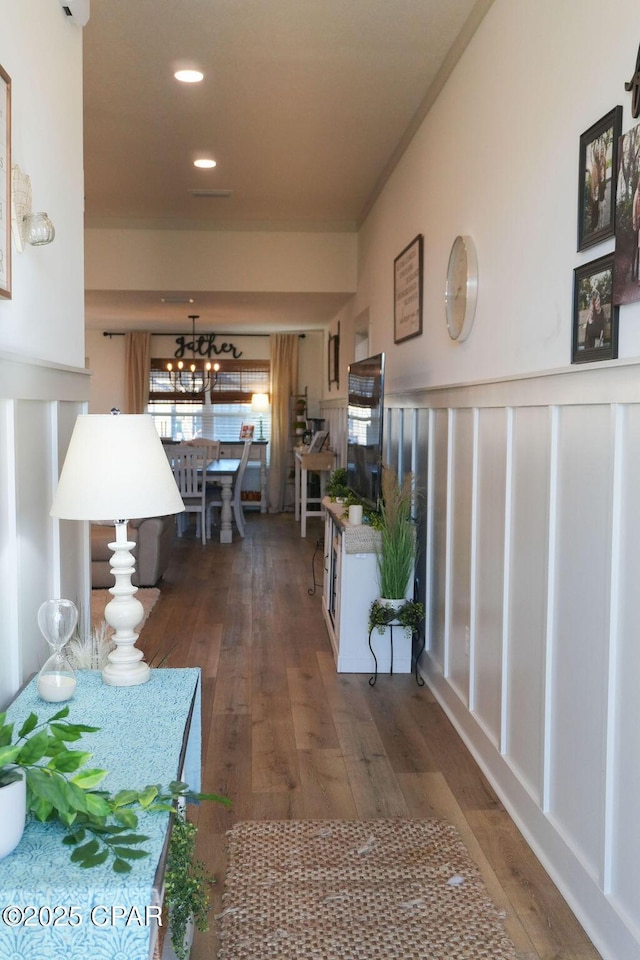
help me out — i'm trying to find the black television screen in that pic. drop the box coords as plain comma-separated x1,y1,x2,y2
346,353,385,509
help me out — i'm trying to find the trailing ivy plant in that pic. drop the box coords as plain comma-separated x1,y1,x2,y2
164,806,213,959
368,598,424,635
0,706,230,873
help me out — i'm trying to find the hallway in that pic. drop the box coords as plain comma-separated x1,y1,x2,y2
139,513,600,960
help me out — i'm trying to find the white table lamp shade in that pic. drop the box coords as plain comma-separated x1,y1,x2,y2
50,414,184,521
250,393,270,413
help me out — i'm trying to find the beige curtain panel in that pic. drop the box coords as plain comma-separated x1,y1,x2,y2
125,332,152,414
267,334,299,513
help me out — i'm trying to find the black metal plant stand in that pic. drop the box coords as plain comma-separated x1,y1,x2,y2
368,621,425,687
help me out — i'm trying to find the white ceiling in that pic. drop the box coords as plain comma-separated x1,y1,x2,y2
83,0,489,333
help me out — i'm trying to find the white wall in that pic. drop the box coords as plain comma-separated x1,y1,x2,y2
0,3,88,707
344,1,640,957
85,228,357,294
0,2,85,367
357,0,640,394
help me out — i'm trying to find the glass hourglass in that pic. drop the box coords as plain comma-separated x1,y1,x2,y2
36,599,78,703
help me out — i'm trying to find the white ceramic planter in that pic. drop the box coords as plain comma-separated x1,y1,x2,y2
378,597,406,614
0,772,26,860
371,598,412,674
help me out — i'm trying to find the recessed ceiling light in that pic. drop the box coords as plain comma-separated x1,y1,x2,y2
194,158,217,169
174,69,204,83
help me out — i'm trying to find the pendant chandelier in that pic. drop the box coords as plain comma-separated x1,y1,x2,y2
166,315,220,394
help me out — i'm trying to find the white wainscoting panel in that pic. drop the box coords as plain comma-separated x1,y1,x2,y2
505,405,551,805
55,401,92,635
0,400,20,705
15,401,58,680
549,404,613,884
608,404,640,923
322,404,347,467
472,407,507,747
429,409,448,671
447,409,474,704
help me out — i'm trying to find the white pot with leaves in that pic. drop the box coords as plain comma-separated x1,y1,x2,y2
0,705,229,877
0,768,26,860
370,466,422,674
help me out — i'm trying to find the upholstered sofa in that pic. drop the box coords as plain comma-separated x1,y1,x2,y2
91,516,175,588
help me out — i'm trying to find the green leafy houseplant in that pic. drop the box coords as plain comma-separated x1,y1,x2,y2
0,705,230,872
164,807,213,960
326,467,349,500
368,598,424,634
376,465,416,600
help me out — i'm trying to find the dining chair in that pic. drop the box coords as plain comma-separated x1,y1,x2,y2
171,446,217,545
184,438,220,461
206,440,252,539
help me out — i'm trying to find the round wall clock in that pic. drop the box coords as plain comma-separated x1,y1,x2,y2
445,234,478,342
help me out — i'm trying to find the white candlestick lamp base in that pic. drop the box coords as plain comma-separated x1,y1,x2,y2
101,521,151,686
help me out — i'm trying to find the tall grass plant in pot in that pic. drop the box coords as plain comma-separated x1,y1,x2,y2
376,465,416,603
369,465,421,677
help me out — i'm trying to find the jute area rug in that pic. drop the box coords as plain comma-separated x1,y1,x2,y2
218,819,519,960
91,587,160,637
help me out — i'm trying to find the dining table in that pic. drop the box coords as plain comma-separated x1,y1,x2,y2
205,457,241,543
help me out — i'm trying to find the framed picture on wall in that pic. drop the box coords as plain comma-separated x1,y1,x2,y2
0,65,11,300
577,106,622,251
394,234,423,343
613,120,640,306
572,254,619,363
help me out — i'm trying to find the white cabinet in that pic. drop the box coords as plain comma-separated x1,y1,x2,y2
322,500,412,674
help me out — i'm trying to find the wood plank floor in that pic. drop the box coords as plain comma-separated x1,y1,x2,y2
139,512,601,960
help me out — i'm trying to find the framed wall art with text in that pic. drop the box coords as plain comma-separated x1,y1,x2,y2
394,234,423,344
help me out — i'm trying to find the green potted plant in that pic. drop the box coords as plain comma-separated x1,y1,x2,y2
326,466,349,500
375,464,416,604
0,705,229,871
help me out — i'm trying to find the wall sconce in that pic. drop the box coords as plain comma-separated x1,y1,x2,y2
23,213,55,246
10,166,56,249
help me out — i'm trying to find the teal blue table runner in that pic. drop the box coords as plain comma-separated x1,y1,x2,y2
0,667,201,960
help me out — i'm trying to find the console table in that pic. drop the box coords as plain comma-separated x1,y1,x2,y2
0,668,201,960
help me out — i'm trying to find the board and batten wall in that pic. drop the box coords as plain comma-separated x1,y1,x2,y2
0,354,90,710
327,360,640,960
